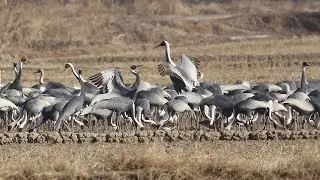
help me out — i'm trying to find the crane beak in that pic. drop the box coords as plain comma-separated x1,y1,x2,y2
136,65,143,68
154,43,162,49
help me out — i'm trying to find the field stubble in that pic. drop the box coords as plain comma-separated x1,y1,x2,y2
0,141,320,179
1,1,320,85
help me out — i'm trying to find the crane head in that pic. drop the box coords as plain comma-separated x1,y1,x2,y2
130,64,143,70
20,57,27,62
64,63,71,69
33,69,42,74
154,41,168,48
302,61,310,67
131,65,137,70
130,64,143,73
64,63,73,72
78,69,85,82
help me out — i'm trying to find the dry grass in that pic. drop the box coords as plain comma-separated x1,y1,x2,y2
1,1,320,85
6,37,320,86
0,140,320,179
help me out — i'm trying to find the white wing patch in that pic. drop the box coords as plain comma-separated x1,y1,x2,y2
177,54,199,86
88,68,117,88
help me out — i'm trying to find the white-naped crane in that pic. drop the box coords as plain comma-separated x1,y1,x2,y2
32,68,67,91
8,57,26,92
155,41,201,93
54,69,86,132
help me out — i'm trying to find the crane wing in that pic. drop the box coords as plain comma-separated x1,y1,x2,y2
186,55,200,69
177,54,199,86
157,62,184,79
88,68,117,88
157,62,195,91
108,70,131,95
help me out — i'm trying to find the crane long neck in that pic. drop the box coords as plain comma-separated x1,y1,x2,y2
39,70,44,84
17,60,23,77
165,43,176,66
79,75,86,98
70,64,79,79
19,60,23,72
69,64,88,83
13,66,18,78
131,70,140,89
301,66,307,93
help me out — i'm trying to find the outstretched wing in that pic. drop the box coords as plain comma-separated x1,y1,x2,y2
157,62,184,79
109,70,131,95
186,55,200,69
177,54,199,85
157,62,195,91
88,68,117,88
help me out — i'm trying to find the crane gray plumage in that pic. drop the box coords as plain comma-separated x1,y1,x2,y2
282,97,314,129
271,83,293,102
0,97,20,126
64,63,99,95
198,82,222,96
54,69,86,131
287,92,310,101
200,95,235,128
155,41,201,93
135,98,157,126
90,93,122,106
136,87,169,107
92,97,134,114
32,68,67,91
8,94,54,131
295,61,310,93
43,87,74,99
251,83,282,93
164,88,178,99
3,92,27,106
89,64,142,98
179,91,204,110
9,57,26,91
282,98,314,117
225,98,275,130
159,96,194,128
110,65,143,98
29,100,68,132
0,98,19,112
232,93,255,104
220,80,250,93
91,96,143,129
0,63,19,94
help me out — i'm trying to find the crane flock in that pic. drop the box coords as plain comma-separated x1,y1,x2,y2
0,41,319,133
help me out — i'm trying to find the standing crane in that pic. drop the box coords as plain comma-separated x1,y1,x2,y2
155,41,201,93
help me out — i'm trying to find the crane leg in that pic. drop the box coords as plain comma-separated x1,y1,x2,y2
209,105,216,130
29,117,46,132
73,116,84,130
110,112,117,131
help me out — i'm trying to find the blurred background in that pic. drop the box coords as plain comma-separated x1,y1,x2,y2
0,0,320,85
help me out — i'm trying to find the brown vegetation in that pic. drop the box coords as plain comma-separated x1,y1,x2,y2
1,140,320,179
1,1,320,85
